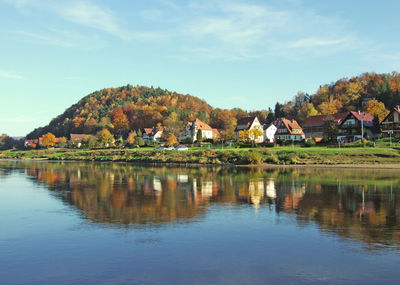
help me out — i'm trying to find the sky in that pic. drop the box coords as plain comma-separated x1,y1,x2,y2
1,0,400,136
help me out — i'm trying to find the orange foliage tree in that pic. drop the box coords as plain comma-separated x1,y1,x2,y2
41,132,56,147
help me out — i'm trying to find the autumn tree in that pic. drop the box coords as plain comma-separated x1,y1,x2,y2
165,133,178,147
238,130,248,142
248,128,264,145
112,108,129,135
297,102,319,124
58,137,67,148
97,128,114,146
127,130,137,145
41,132,56,147
364,100,389,122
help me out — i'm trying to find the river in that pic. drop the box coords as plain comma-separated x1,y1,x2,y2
1,160,399,284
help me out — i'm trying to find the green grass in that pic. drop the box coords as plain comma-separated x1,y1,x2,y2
1,145,400,165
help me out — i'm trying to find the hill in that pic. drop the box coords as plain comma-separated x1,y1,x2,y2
26,72,400,139
27,85,219,139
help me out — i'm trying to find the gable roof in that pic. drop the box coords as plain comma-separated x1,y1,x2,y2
235,116,259,131
303,113,348,127
143,128,153,135
381,106,400,123
349,111,374,122
212,128,220,137
188,118,212,131
277,118,304,135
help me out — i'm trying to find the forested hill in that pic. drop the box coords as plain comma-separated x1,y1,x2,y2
26,72,400,139
26,85,218,139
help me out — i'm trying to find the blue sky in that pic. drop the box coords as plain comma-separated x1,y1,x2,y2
1,0,400,136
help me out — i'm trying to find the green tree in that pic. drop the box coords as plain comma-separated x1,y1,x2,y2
197,129,203,142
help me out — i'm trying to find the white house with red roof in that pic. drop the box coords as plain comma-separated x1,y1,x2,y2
381,106,400,138
234,116,263,143
142,126,163,141
185,118,215,142
275,118,305,142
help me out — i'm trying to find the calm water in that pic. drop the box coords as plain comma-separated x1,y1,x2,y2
1,160,400,285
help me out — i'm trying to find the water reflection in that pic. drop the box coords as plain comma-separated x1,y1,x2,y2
1,160,400,250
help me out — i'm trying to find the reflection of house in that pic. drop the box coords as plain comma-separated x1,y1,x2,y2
381,106,400,138
143,127,163,142
185,118,213,142
249,179,265,210
275,118,305,141
264,123,277,143
303,113,347,139
235,116,263,143
266,179,276,199
201,180,213,198
338,111,375,142
153,177,162,193
177,174,189,183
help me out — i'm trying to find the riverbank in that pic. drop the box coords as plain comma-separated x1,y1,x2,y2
1,146,400,166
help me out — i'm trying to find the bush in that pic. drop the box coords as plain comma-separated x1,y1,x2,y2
304,138,316,147
245,150,263,164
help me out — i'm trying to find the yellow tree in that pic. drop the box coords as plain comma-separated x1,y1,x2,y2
41,132,56,147
165,133,178,147
97,128,114,146
127,130,137,145
238,130,248,142
248,128,264,145
364,100,389,121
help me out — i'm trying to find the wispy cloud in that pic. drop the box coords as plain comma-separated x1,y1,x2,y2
0,69,24,80
16,30,75,48
58,1,128,39
175,1,361,61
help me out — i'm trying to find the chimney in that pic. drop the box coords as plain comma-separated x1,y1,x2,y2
358,110,361,115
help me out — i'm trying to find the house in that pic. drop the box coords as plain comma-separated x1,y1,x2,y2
303,113,348,139
70,134,93,148
142,127,163,141
263,123,277,143
381,106,400,138
185,118,213,142
337,111,375,142
24,139,39,148
274,118,305,142
234,116,263,143
212,128,221,140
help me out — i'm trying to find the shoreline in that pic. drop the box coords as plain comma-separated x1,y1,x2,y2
1,147,400,169
2,157,400,169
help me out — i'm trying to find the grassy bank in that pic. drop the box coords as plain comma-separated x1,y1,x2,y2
1,146,400,165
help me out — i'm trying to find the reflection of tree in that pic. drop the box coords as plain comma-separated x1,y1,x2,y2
1,160,400,250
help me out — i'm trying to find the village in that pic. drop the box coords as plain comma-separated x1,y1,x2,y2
22,106,400,150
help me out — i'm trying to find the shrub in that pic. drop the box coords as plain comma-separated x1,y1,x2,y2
245,150,263,164
304,138,316,147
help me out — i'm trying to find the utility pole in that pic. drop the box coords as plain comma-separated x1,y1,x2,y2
361,119,364,140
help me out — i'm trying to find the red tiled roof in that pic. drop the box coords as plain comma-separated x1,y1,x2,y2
212,128,220,137
349,111,374,122
189,118,212,130
143,128,153,135
278,118,304,135
303,113,348,127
